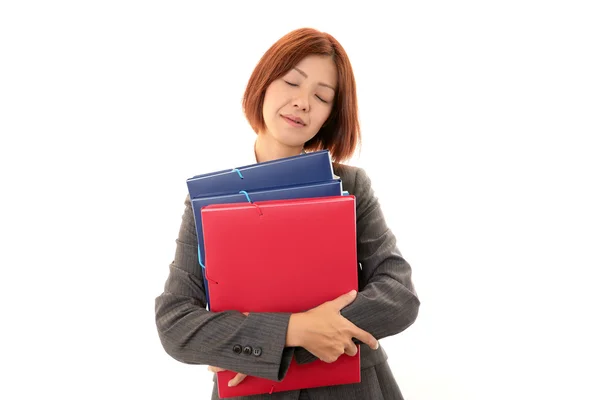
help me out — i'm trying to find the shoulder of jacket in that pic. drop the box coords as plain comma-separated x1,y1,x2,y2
333,162,356,178
332,163,367,194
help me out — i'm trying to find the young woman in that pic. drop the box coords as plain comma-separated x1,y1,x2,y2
155,27,420,400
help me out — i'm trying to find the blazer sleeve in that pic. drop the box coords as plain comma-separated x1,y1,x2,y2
154,195,294,381
296,167,420,364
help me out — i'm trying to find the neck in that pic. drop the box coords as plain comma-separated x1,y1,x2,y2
254,133,304,163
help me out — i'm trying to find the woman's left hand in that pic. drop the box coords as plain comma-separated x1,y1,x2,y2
208,311,250,387
208,366,247,387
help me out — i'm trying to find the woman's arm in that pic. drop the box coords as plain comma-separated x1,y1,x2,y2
295,167,420,364
154,195,294,381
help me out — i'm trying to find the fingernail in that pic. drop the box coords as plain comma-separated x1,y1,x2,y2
228,380,233,387
375,341,379,349
350,290,357,295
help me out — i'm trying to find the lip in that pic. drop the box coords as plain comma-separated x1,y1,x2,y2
281,114,305,126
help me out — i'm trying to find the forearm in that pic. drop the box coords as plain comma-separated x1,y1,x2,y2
293,260,419,365
340,260,420,339
155,264,294,381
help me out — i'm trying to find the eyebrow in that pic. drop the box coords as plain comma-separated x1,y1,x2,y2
293,67,336,91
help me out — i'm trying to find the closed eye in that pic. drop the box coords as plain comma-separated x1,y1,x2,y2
285,80,329,104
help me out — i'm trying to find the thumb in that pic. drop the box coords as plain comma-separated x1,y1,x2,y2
331,290,357,310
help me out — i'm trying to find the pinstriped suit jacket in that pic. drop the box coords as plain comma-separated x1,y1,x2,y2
155,162,420,399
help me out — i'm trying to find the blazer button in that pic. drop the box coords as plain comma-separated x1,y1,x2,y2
253,347,262,357
233,345,242,354
243,346,252,355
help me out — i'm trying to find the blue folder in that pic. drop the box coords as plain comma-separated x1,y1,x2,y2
192,179,343,310
186,150,334,199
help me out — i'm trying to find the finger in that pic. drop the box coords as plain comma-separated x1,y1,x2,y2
242,312,249,316
207,366,226,373
330,290,357,311
347,321,379,350
320,355,338,363
344,340,359,357
228,373,247,387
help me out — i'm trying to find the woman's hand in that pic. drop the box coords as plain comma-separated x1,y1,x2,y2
208,311,250,387
287,290,379,363
207,366,247,387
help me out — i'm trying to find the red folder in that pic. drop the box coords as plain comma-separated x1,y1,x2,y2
201,196,360,398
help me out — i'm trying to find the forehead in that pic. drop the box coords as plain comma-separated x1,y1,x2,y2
293,55,338,87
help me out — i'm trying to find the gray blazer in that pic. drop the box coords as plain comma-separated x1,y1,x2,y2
155,163,420,399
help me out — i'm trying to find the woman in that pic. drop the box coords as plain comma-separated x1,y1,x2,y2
155,27,420,400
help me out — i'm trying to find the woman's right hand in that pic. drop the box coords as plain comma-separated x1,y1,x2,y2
286,290,379,363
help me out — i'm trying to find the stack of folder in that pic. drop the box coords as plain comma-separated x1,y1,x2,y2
186,150,360,398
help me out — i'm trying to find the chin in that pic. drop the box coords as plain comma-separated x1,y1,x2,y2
271,132,310,148
278,138,308,149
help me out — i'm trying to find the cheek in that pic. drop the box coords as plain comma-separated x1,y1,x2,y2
262,100,279,127
262,87,276,113
263,85,287,115
262,90,272,112
316,107,333,127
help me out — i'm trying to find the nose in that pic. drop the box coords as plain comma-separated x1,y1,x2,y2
292,90,310,112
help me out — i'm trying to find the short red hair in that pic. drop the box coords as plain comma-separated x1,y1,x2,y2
242,28,361,163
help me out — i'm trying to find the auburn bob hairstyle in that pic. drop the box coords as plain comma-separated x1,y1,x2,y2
242,28,360,163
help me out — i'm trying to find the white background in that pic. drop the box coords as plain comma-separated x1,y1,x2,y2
1,1,599,399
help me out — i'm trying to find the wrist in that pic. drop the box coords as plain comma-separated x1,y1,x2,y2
285,313,304,347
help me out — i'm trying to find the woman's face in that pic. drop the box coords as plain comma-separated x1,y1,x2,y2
261,55,337,149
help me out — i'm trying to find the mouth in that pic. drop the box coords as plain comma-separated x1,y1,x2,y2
281,114,306,127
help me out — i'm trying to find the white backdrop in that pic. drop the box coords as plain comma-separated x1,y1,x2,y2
1,1,599,399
